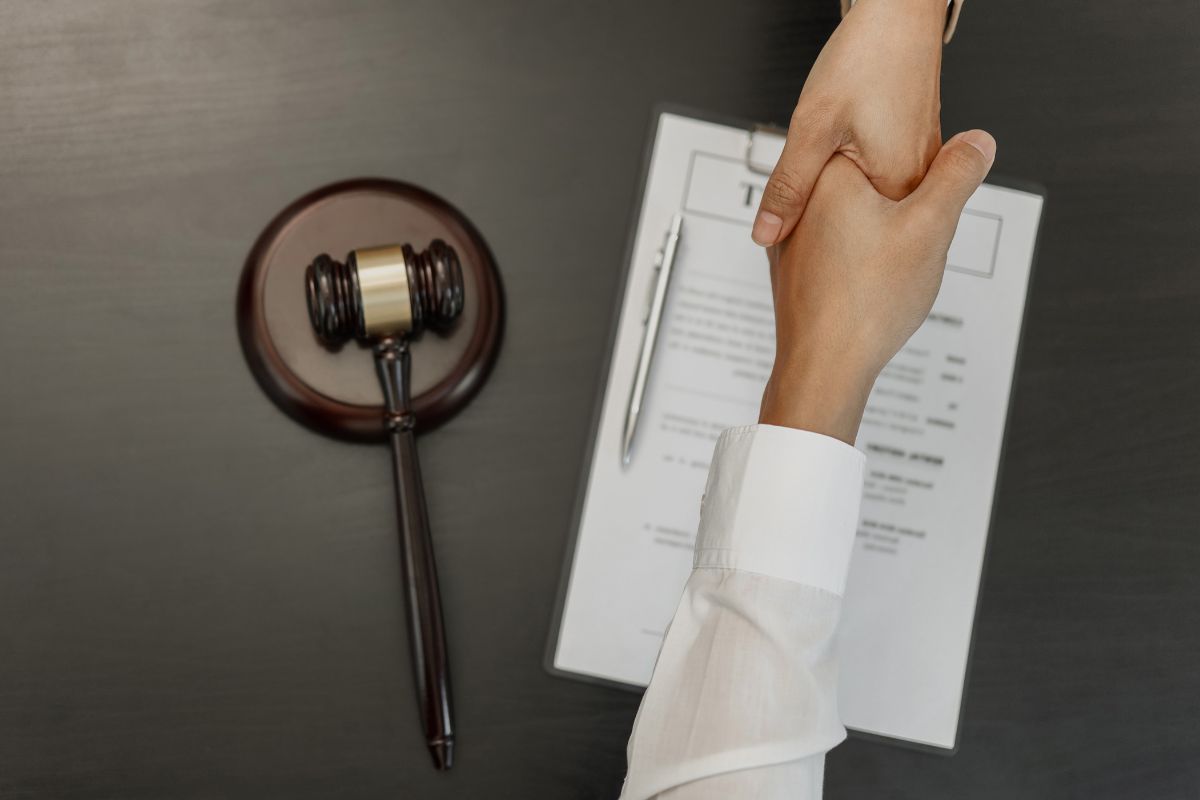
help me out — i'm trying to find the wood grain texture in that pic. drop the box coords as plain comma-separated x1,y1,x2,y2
0,1,1197,798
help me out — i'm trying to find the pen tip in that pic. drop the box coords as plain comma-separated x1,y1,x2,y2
429,738,454,771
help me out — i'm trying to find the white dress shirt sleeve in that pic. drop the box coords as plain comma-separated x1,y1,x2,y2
618,424,865,800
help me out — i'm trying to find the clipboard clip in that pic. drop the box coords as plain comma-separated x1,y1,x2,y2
745,123,788,176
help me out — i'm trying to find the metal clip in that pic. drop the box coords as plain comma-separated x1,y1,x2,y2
745,123,788,176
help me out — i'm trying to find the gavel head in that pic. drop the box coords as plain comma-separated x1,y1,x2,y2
305,240,465,346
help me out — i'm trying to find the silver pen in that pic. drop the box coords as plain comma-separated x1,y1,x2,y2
622,213,684,467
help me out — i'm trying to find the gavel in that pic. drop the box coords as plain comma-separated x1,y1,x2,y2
305,241,464,770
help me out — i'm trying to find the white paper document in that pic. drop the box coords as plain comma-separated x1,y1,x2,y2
550,111,1044,751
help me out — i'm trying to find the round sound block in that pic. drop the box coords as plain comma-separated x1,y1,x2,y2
237,179,503,441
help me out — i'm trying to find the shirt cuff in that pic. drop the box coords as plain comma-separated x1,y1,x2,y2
694,424,865,597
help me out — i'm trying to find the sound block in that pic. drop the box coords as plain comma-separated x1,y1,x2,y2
237,179,503,441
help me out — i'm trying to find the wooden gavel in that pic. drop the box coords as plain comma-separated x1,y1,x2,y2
305,241,463,770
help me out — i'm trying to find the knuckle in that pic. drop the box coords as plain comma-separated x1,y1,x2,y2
796,90,839,120
943,143,984,178
791,95,842,145
762,168,806,209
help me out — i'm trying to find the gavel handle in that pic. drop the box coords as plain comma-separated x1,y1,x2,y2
389,426,455,770
374,338,455,771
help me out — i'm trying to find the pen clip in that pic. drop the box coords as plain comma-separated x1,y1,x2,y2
643,220,677,322
643,258,660,323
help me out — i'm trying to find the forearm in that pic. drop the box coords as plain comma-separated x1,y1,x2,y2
841,0,965,43
635,570,842,800
619,427,865,800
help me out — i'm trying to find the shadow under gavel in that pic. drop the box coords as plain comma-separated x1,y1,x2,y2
305,241,464,770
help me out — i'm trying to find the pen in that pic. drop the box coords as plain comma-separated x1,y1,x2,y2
622,213,683,466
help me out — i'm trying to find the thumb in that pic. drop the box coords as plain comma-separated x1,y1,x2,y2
904,130,997,233
751,111,842,247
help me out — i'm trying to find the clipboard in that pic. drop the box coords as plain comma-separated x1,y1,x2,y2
545,104,1046,755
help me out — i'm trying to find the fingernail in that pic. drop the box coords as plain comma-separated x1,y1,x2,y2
956,130,997,166
751,210,783,246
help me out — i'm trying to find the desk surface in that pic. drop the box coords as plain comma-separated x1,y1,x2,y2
2,1,1198,797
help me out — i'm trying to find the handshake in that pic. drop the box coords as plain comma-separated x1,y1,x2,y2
754,0,994,445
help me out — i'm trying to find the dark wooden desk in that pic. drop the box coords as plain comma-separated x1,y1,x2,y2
2,1,1197,797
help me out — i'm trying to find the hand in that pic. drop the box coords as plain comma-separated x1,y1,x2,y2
758,130,996,444
750,0,949,247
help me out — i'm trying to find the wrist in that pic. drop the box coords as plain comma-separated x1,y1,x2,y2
894,0,952,27
870,0,949,11
758,361,874,445
851,0,950,29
